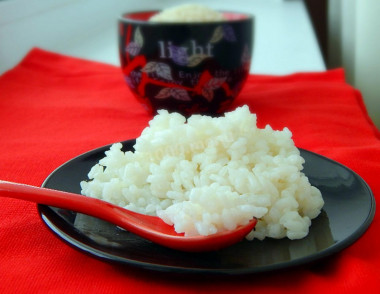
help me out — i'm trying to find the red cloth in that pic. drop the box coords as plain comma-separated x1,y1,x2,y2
0,48,379,293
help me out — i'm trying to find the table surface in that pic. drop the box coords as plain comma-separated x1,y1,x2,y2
0,49,379,294
0,0,325,75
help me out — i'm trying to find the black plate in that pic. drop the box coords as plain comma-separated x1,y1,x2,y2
39,140,375,274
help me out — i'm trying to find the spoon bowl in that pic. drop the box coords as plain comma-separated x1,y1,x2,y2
0,180,257,252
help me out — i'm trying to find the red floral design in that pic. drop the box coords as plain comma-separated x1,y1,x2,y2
121,24,240,114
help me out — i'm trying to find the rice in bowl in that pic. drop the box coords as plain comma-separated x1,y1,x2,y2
149,4,225,22
80,106,324,240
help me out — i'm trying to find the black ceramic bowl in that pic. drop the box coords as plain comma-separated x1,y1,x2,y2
119,10,253,116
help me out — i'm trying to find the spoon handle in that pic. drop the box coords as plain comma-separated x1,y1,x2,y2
0,180,110,212
0,180,156,234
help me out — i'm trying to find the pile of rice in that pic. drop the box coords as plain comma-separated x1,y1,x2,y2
80,106,324,240
149,4,225,22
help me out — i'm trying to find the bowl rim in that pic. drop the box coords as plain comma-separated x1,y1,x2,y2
119,10,254,25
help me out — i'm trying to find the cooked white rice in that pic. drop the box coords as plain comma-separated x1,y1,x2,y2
80,106,324,240
149,4,225,23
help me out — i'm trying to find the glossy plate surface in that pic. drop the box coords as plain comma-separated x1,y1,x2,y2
39,140,375,274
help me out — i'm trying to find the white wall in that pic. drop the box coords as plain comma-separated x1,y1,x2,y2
0,0,167,73
328,0,380,128
354,1,380,128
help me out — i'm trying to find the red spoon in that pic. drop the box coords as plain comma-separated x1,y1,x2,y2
0,180,257,252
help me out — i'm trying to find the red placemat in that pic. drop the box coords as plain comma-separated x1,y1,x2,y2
0,48,379,293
